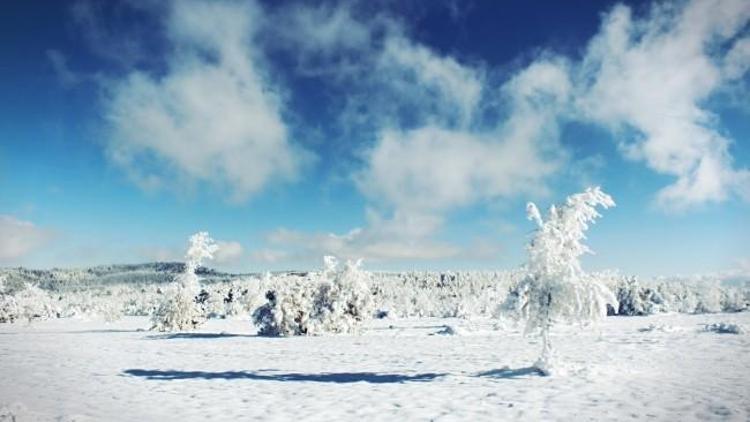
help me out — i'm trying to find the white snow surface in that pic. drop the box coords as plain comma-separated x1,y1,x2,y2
1,313,749,421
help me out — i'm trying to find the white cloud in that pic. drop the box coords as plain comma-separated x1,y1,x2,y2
250,248,288,264
577,0,750,210
724,37,750,80
104,0,308,201
271,3,371,55
377,35,484,127
136,238,243,266
358,125,558,213
263,213,459,263
0,216,52,261
137,246,180,263
354,58,569,246
214,240,244,264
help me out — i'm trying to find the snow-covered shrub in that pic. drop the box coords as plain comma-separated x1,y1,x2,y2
613,277,666,316
703,322,743,334
253,256,375,336
252,279,317,336
0,275,18,323
308,257,375,334
375,271,517,319
151,232,218,331
13,283,59,322
720,287,748,313
0,294,19,323
503,187,616,375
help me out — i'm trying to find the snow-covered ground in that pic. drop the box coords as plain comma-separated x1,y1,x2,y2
1,313,748,421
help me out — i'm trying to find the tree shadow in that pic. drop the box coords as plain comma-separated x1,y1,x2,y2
0,329,144,335
476,366,546,379
123,369,446,384
70,329,145,334
145,332,255,340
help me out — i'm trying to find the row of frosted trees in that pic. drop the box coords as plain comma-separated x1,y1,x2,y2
150,187,618,375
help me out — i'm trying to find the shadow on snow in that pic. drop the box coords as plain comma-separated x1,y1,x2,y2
145,332,255,340
123,369,446,384
476,367,546,379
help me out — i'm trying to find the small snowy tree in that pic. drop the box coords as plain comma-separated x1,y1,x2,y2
151,232,219,331
507,187,616,375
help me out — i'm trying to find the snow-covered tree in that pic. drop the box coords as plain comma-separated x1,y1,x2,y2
151,232,219,331
0,274,19,323
507,186,616,375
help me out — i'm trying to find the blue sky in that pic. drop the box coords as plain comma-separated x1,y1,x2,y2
1,0,748,276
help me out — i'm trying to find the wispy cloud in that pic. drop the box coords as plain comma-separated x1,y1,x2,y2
576,0,750,210
46,49,81,87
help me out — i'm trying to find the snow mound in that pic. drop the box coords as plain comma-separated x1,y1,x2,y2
0,402,34,422
638,324,679,333
432,324,462,336
703,323,744,334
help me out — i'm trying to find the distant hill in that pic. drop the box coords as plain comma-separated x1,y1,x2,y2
0,262,252,292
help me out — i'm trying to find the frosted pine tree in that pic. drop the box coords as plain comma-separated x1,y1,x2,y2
151,232,219,331
511,187,616,375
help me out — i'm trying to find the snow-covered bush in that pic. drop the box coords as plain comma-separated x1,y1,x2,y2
252,279,317,336
151,232,219,331
703,322,743,334
253,256,375,336
503,187,616,375
375,271,517,319
589,273,749,316
613,276,665,316
309,257,375,333
0,275,17,323
11,283,59,322
0,294,19,323
720,287,748,313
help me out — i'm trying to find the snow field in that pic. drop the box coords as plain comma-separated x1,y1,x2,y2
1,312,748,421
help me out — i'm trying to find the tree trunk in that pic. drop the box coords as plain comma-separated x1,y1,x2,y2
535,291,553,375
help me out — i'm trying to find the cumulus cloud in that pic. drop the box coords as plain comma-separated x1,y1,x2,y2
351,58,569,258
358,124,558,213
0,216,52,261
577,0,750,210
103,0,307,201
